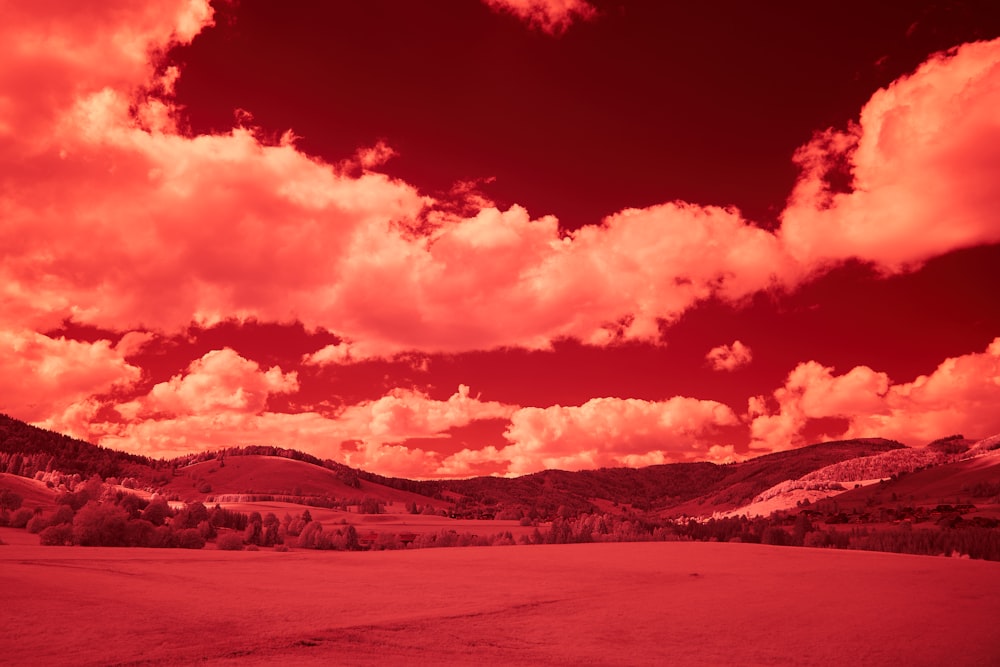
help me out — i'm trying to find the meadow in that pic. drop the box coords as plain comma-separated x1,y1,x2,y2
2,534,998,666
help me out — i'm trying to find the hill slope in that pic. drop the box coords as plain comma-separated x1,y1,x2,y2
164,455,448,510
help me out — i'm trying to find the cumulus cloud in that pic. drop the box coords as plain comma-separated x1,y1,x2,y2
497,396,739,474
483,0,596,34
750,338,1000,450
0,329,141,424
780,39,1000,272
97,366,515,475
3,1,1000,472
706,340,753,371
117,348,298,419
4,2,998,361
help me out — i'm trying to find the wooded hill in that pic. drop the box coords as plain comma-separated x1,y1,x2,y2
2,413,915,519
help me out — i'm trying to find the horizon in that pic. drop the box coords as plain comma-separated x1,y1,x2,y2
2,1,999,479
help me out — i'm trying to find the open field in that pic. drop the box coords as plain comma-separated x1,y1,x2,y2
2,537,998,666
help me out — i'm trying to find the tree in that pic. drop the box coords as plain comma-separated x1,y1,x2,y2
297,521,318,548
262,513,281,547
72,501,129,546
141,497,171,526
0,489,23,512
244,512,263,546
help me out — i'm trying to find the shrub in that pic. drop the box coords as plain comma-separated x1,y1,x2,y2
147,525,174,548
39,523,74,546
197,481,212,493
26,514,48,534
804,530,830,548
125,519,157,547
10,508,34,529
72,501,129,546
141,498,171,526
296,520,322,549
174,528,206,549
50,505,75,526
198,520,217,540
216,532,244,551
0,490,23,511
274,544,290,552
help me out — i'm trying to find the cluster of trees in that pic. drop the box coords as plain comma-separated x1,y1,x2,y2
515,510,1000,561
0,473,252,549
207,493,388,514
0,414,153,480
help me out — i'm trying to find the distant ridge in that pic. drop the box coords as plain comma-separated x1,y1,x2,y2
1,413,908,518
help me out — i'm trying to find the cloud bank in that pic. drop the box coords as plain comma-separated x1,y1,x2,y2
750,338,1000,450
1,1,999,476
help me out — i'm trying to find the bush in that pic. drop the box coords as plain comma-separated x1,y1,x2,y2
125,519,156,547
141,498,171,526
216,532,244,551
72,501,129,546
198,520,217,540
804,530,829,548
26,514,48,534
10,508,34,529
50,505,76,526
174,528,206,549
0,490,23,512
39,523,74,546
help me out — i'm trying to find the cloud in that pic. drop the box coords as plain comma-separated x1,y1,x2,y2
483,0,596,34
0,0,212,147
0,329,141,424
498,396,739,474
3,2,1000,473
750,338,1000,449
3,2,998,361
781,39,1000,272
302,341,386,366
98,365,515,474
706,340,753,371
117,348,298,419
334,384,516,444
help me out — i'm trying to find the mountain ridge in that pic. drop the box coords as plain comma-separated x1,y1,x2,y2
1,412,914,519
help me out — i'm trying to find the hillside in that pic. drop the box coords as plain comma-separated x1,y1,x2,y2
163,455,447,510
436,438,906,518
6,412,997,526
1,412,914,519
0,413,154,480
0,473,58,511
829,449,1000,516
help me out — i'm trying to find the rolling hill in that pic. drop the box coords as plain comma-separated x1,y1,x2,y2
2,413,998,524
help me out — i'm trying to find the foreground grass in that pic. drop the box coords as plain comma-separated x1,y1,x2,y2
1,539,998,666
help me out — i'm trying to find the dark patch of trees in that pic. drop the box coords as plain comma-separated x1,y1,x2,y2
0,413,153,480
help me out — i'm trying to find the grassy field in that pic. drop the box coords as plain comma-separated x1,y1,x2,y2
2,535,998,666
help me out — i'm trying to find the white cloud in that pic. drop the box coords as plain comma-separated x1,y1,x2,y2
706,340,753,371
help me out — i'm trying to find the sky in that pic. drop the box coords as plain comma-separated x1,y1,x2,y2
2,0,999,479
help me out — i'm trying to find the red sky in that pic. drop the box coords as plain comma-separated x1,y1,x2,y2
2,0,999,478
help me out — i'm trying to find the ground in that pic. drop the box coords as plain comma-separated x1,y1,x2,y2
1,534,998,666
